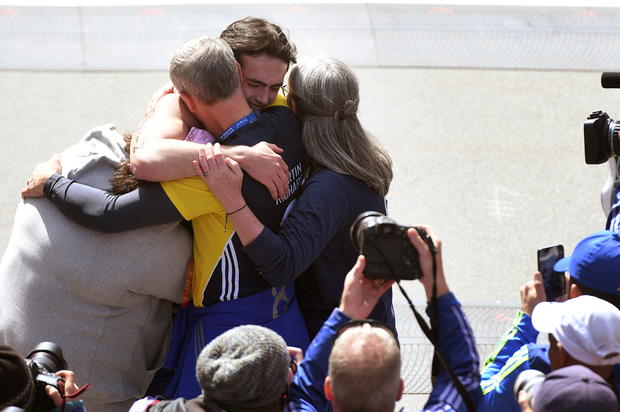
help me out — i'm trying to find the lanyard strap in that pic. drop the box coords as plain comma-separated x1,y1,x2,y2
218,110,258,142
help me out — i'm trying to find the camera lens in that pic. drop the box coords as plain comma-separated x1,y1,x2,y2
350,211,385,251
584,111,620,164
26,342,67,374
514,369,545,404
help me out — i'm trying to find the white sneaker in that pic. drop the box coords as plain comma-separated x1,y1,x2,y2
601,156,620,216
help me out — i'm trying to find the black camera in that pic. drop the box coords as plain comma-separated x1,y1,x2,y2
513,369,545,408
584,72,620,164
26,342,68,412
350,211,424,280
584,111,620,164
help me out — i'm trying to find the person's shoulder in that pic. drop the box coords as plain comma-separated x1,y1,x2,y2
308,169,375,191
260,105,298,126
310,168,339,178
306,169,342,183
251,107,302,151
303,169,351,196
152,92,183,116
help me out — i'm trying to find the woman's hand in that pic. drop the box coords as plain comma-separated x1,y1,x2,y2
192,143,246,212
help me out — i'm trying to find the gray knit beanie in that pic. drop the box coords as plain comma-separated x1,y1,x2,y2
196,325,290,409
0,345,35,409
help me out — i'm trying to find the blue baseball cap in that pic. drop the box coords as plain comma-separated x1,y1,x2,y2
554,230,620,295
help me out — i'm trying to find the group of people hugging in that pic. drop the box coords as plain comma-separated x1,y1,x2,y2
0,15,619,412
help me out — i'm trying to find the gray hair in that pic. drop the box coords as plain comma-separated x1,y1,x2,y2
328,325,401,412
169,37,240,104
288,57,393,196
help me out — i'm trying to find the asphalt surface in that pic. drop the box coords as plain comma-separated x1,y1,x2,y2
3,67,616,306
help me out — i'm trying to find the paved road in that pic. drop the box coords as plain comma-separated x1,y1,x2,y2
2,67,616,305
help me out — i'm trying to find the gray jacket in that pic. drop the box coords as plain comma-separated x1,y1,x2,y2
0,124,192,411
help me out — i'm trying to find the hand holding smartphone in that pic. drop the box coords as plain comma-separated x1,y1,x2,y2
537,245,566,302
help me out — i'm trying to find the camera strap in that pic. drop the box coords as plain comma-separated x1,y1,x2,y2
387,237,476,412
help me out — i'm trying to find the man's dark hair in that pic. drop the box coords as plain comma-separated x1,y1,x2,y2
220,17,297,65
570,278,620,310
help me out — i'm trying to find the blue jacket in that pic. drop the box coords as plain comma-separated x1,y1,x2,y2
290,293,481,411
243,169,394,338
479,311,547,412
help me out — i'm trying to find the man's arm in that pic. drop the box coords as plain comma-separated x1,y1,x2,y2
130,93,289,199
422,293,481,412
290,256,394,411
20,155,182,232
478,273,546,412
401,227,481,412
481,273,544,379
42,174,182,232
129,92,198,180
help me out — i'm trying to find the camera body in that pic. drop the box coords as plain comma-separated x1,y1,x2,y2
584,110,620,164
584,72,620,164
350,211,424,280
25,342,68,412
514,369,545,408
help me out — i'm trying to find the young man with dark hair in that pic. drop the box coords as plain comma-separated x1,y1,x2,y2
221,16,297,109
129,16,297,196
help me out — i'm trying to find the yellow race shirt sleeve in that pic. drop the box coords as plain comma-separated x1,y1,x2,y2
161,177,225,220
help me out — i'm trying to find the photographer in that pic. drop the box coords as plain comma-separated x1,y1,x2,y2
290,226,481,412
0,345,86,411
479,231,620,412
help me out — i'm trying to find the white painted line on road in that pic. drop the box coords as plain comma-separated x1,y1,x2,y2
2,0,620,7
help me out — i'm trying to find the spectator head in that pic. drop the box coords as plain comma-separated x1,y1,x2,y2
287,56,393,197
196,325,291,412
0,345,34,410
220,17,296,109
554,230,620,309
326,322,403,412
169,37,240,107
534,365,619,412
532,295,620,374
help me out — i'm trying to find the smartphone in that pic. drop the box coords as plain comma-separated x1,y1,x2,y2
537,245,566,301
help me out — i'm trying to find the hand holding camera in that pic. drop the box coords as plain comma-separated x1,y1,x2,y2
407,225,450,301
339,255,395,320
350,211,449,299
350,211,431,281
45,370,82,408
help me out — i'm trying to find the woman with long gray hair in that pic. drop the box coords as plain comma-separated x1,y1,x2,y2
196,57,395,337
